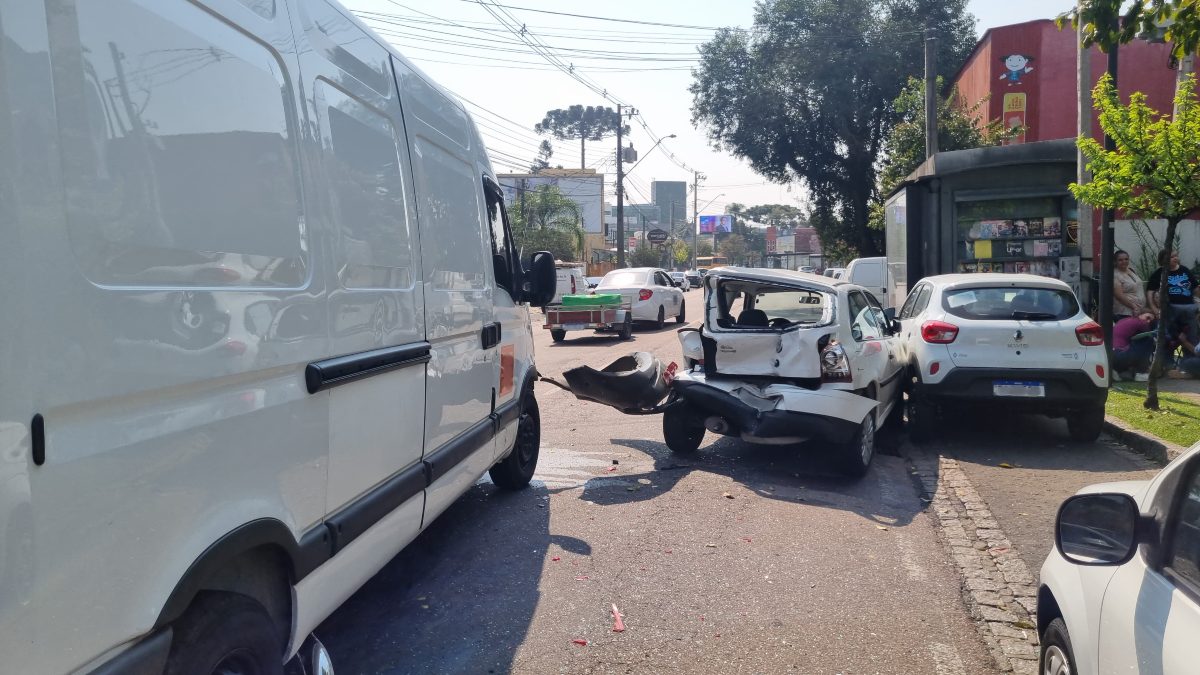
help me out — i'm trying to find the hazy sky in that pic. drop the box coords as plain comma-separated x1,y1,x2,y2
341,0,1078,214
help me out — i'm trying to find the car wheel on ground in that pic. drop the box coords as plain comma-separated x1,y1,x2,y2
164,592,283,675
663,403,705,453
550,328,566,343
489,391,540,489
1066,402,1105,442
655,305,665,330
1039,618,1075,675
840,413,876,477
676,300,686,324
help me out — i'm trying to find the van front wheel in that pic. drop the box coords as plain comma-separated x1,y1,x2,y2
165,592,283,675
490,392,540,490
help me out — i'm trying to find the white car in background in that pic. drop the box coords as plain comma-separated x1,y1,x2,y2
1038,441,1200,675
596,267,686,329
670,271,691,291
896,274,1108,441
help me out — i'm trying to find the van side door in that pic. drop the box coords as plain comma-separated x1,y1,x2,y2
289,0,428,552
391,56,498,522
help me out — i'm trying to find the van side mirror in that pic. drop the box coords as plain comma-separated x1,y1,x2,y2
524,251,556,307
1056,493,1143,565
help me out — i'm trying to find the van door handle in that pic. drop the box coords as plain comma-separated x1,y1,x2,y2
481,322,501,349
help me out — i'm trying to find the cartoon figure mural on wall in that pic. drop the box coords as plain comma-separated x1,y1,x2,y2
998,54,1034,85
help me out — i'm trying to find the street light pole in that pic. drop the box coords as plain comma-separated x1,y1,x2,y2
692,171,704,270
625,133,676,176
616,104,627,268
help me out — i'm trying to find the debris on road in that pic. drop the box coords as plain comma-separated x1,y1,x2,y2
998,462,1015,469
612,459,619,465
705,543,717,548
723,492,734,499
571,638,588,646
552,556,561,561
575,575,590,581
611,604,626,632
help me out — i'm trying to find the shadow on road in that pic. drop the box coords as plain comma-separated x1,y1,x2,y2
570,428,921,528
318,482,569,674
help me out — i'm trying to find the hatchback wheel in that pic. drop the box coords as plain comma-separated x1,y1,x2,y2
1040,618,1075,675
840,413,875,478
663,403,705,453
1067,402,1105,442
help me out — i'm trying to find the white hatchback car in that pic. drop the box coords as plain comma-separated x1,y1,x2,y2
596,267,686,328
896,274,1108,441
1038,442,1200,675
670,267,904,475
670,271,692,291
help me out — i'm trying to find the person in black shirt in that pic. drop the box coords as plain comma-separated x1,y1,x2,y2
1146,249,1200,312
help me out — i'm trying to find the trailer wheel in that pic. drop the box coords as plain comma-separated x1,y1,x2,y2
618,314,633,340
550,329,566,343
663,404,705,454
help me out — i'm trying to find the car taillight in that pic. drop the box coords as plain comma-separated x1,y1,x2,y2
639,289,653,301
921,320,959,344
820,340,852,382
1076,321,1104,346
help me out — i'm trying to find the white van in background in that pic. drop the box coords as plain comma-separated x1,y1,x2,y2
0,1,556,672
553,262,588,304
845,256,897,309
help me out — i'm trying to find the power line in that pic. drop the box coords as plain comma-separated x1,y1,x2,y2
454,0,723,30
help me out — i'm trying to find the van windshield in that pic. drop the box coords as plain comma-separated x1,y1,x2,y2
943,287,1079,321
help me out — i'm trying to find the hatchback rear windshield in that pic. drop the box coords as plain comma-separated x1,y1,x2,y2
599,271,648,288
942,287,1079,321
713,280,833,329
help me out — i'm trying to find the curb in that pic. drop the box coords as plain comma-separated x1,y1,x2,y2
1103,415,1186,464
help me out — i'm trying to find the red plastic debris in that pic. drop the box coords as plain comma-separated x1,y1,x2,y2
699,616,705,621
664,549,673,554
606,466,618,472
552,556,561,561
741,537,752,543
575,575,590,581
611,604,626,632
664,361,679,384
572,639,588,646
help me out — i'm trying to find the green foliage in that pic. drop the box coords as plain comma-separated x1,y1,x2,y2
879,77,1017,197
690,0,976,258
530,140,553,174
671,239,691,267
508,184,586,261
534,105,628,167
629,244,661,267
741,204,807,228
1071,74,1200,222
718,233,749,264
1059,0,1200,59
696,239,715,258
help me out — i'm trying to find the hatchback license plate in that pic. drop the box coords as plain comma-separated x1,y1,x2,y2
993,380,1044,397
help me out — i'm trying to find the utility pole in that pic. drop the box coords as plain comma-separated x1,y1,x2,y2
1076,4,1093,307
692,170,704,270
615,104,635,267
924,27,939,159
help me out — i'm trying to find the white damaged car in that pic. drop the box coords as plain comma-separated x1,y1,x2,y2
565,268,905,477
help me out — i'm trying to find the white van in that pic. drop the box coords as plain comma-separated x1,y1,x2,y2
553,262,587,305
845,256,896,309
0,1,556,673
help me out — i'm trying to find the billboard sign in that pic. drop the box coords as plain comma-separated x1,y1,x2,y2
699,215,732,234
647,228,669,244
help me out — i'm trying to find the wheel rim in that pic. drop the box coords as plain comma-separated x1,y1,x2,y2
1042,645,1071,675
212,649,261,675
859,415,875,465
516,407,539,466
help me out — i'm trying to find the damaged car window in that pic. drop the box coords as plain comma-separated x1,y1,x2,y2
713,280,832,329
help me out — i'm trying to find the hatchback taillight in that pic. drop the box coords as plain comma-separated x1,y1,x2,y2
1076,321,1104,346
920,320,959,344
639,289,653,301
820,340,852,382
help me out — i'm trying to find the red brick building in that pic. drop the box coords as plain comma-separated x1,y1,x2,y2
951,19,1194,146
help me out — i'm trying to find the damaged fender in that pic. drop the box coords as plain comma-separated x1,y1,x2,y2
562,352,671,412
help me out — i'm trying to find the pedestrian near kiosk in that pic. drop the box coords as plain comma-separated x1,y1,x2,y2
1112,249,1144,320
1111,311,1156,380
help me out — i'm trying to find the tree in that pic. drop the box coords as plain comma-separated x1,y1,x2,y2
879,77,1016,196
629,243,661,267
719,233,749,265
743,204,807,228
671,239,691,267
690,0,976,258
509,184,586,261
530,140,553,174
534,105,628,168
1070,74,1200,409
696,239,715,258
1059,1,1200,60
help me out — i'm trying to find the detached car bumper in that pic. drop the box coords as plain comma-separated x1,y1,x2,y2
918,367,1107,412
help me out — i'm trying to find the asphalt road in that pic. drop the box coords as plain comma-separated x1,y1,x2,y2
318,288,1001,674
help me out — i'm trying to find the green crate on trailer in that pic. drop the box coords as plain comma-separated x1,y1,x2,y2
561,294,621,306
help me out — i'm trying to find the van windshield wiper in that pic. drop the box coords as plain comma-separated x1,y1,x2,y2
1012,311,1058,321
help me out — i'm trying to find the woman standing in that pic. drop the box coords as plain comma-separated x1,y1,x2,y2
1112,249,1143,320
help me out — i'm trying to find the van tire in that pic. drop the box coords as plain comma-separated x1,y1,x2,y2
676,300,686,324
490,392,540,490
655,306,666,330
550,329,566,343
1067,403,1105,442
164,592,283,675
663,404,705,454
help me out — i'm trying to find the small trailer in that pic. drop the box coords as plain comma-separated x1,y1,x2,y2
543,294,633,342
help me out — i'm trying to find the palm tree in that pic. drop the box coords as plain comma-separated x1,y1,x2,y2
511,184,585,261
